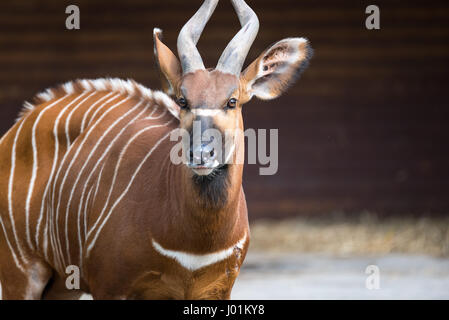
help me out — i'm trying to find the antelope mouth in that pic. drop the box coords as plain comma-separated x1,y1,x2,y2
190,163,228,177
187,159,220,176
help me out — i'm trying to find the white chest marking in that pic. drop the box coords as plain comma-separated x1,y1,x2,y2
152,233,247,271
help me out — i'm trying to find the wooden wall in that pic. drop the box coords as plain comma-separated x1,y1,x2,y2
0,0,448,219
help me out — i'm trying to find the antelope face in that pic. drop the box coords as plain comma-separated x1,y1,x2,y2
176,70,242,176
154,0,312,177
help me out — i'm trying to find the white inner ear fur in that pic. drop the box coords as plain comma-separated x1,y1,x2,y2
248,37,308,100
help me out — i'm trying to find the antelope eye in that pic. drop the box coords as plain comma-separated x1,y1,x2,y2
227,98,237,109
177,97,188,109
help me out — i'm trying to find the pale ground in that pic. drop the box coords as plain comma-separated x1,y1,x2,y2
232,214,449,300
232,252,449,299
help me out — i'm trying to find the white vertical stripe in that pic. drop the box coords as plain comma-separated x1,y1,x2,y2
79,104,158,238
52,96,130,268
76,104,150,266
80,92,115,132
145,108,168,120
26,94,83,251
50,92,121,208
8,115,30,271
33,94,82,267
42,205,49,262
82,185,95,240
63,100,145,264
35,96,72,262
49,94,124,269
1,114,32,274
87,162,105,238
0,215,25,274
86,93,121,128
86,111,168,240
49,93,122,270
86,123,173,255
65,92,97,147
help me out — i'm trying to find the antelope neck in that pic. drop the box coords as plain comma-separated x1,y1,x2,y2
148,156,244,255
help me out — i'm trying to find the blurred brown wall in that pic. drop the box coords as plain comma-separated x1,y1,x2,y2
0,0,448,219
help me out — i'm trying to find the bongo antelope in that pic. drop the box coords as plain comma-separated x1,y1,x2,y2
0,0,311,299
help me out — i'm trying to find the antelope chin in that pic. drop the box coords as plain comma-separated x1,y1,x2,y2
191,164,230,210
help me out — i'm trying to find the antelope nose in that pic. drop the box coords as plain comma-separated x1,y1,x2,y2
190,143,216,166
201,143,216,164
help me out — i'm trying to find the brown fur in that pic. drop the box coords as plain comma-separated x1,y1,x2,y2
0,78,249,299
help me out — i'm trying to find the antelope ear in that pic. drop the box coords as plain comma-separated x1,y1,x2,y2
240,38,312,103
153,28,182,96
